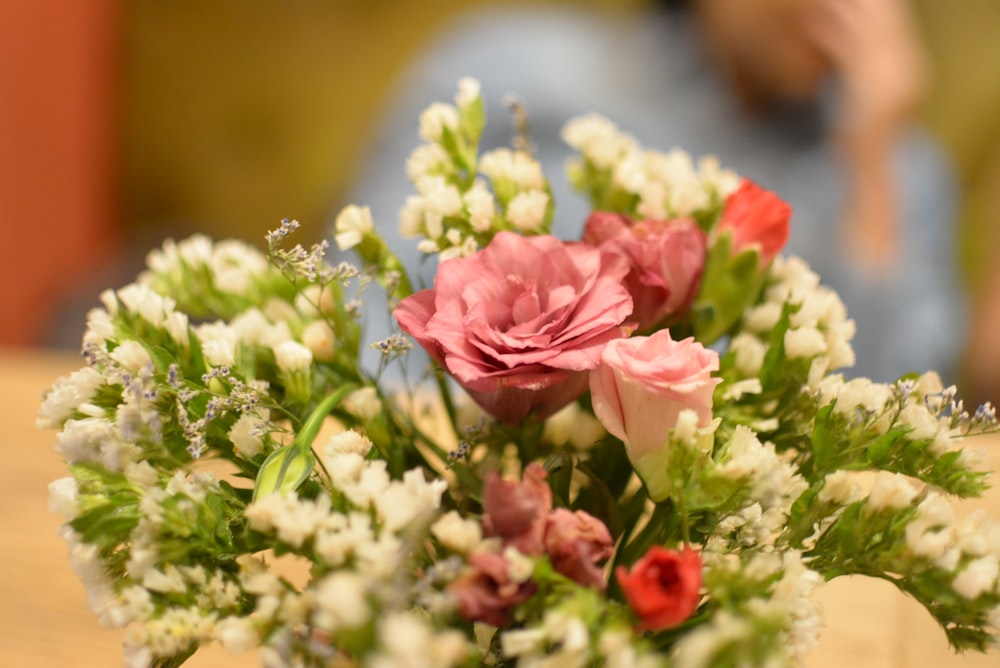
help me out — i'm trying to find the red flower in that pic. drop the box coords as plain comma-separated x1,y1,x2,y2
718,179,791,267
616,546,702,631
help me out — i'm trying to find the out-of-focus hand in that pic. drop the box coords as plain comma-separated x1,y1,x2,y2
806,0,928,145
806,0,929,274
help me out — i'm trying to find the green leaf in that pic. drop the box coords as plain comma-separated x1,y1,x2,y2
573,461,624,540
253,446,315,500
810,405,835,473
691,233,767,344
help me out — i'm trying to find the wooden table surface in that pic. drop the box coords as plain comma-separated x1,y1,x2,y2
2,347,998,667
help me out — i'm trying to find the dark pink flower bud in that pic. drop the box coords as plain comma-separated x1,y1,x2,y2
544,508,613,589
449,551,536,627
483,463,552,555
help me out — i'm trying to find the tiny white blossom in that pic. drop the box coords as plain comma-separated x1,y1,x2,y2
743,302,783,333
84,307,116,344
48,477,79,517
329,454,391,507
952,555,999,599
729,332,767,377
954,509,1000,557
832,378,892,416
262,297,298,325
314,571,370,631
818,470,863,505
334,204,374,251
431,511,483,554
343,386,381,423
110,340,153,374
721,378,763,401
302,320,336,363
502,628,548,659
37,366,105,429
272,340,312,373
542,402,606,450
418,102,459,142
463,180,495,232
455,76,481,108
504,546,535,584
375,469,448,532
866,472,918,512
416,175,463,217
905,492,956,560
399,195,425,237
635,181,668,220
479,148,545,190
898,402,941,441
228,411,267,458
561,113,636,169
142,565,187,594
210,240,269,295
217,616,259,653
324,429,374,458
505,190,549,231
784,327,827,359
196,322,238,368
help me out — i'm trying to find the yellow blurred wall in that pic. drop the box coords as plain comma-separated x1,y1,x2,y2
122,0,642,248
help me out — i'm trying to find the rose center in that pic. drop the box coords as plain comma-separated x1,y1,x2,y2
653,563,679,590
507,274,542,325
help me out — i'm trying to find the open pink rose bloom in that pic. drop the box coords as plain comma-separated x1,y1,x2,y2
394,231,633,423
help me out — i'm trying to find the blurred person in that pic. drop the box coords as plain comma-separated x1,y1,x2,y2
343,0,963,384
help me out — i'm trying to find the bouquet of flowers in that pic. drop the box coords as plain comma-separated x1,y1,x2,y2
40,79,1000,668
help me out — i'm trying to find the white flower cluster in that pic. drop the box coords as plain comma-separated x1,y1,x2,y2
146,234,271,297
712,426,809,547
500,611,663,668
562,113,740,220
50,467,250,664
399,77,553,260
815,369,987,477
236,430,465,666
681,551,822,668
906,492,1000,600
732,255,856,386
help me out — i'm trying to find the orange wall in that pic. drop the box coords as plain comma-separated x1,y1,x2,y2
0,0,120,345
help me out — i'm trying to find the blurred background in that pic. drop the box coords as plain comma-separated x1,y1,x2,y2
2,0,999,401
2,4,1000,667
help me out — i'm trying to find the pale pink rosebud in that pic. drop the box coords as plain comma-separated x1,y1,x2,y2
590,330,720,498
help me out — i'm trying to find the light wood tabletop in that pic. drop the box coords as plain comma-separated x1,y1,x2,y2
2,347,997,667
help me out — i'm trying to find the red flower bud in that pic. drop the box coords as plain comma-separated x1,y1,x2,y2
616,546,702,631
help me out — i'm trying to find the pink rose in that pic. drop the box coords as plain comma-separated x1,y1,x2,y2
394,231,633,423
544,508,614,590
616,546,702,631
589,330,720,463
717,178,791,267
483,463,552,555
583,211,706,332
